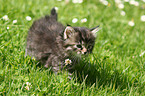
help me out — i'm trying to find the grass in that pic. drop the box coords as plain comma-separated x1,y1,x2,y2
0,0,145,95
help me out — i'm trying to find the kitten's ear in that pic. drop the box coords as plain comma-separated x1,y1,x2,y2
90,25,100,37
64,26,75,39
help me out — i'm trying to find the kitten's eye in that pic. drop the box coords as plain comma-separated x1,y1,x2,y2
88,46,91,49
76,45,82,48
87,45,91,50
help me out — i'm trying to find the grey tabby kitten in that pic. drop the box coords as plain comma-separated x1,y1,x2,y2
25,8,100,73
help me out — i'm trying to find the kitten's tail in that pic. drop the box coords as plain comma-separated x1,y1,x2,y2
51,7,57,20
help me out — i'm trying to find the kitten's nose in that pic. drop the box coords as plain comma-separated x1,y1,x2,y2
81,47,87,54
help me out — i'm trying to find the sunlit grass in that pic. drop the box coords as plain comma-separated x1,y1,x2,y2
0,0,145,95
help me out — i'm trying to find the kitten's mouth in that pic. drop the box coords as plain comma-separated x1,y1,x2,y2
65,46,87,55
77,47,87,54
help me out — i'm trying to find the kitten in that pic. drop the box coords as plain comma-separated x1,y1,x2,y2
25,8,100,73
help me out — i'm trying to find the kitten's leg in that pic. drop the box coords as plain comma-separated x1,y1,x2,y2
45,54,61,74
44,54,53,68
45,54,73,79
51,56,62,74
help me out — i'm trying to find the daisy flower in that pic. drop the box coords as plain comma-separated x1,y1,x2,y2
141,15,145,22
124,0,129,2
118,3,124,9
7,27,9,29
120,11,126,16
128,21,135,26
129,0,139,6
78,0,83,3
26,82,31,86
102,1,108,6
115,0,122,4
65,59,72,65
2,15,9,21
54,7,58,11
72,18,78,23
26,16,32,21
72,0,83,3
65,0,70,3
81,18,87,23
13,20,17,24
134,1,139,6
25,82,32,90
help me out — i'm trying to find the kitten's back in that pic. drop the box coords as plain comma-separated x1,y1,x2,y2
26,8,65,59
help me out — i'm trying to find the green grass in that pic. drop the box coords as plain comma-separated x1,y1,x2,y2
0,0,145,95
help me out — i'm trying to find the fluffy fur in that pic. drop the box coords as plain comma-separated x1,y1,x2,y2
26,8,99,73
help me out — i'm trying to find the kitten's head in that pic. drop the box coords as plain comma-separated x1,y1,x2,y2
63,26,100,55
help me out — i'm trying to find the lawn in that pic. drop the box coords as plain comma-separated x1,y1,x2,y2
0,0,145,95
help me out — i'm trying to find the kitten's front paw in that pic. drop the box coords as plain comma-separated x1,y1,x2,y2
44,64,49,68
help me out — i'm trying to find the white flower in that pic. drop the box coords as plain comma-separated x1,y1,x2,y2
128,21,135,26
72,18,78,23
72,0,77,3
140,51,145,57
134,1,139,6
78,0,83,3
102,1,108,5
7,27,9,29
25,82,32,90
129,0,139,6
54,7,58,11
26,82,31,86
81,18,87,23
120,11,126,16
13,20,17,24
118,3,124,9
72,0,83,3
25,86,30,90
65,59,72,65
99,0,104,2
65,0,70,3
129,0,135,5
115,0,122,4
124,0,129,2
141,15,145,22
2,15,9,21
26,16,32,21
100,0,109,5
143,0,145,2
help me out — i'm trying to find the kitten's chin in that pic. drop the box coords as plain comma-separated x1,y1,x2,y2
66,50,89,60
72,51,85,58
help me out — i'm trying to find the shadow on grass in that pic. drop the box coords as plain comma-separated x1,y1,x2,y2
26,55,136,91
71,56,135,90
